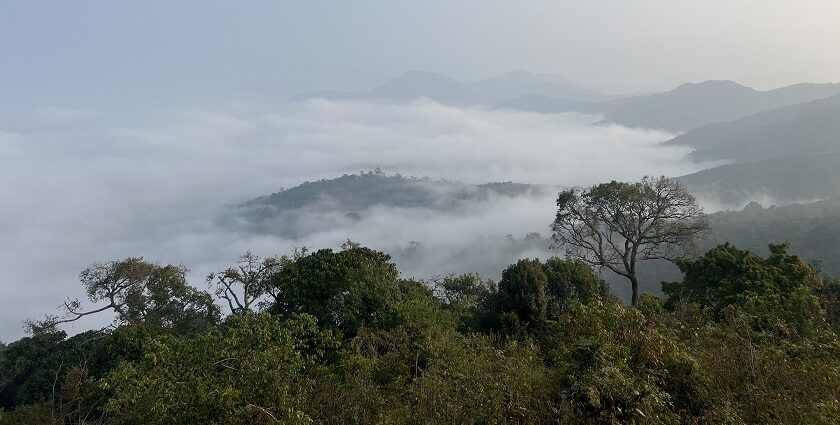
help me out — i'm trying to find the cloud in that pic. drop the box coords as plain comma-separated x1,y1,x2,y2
0,99,703,340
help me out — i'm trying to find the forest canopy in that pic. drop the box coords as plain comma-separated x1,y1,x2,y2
1,238,838,424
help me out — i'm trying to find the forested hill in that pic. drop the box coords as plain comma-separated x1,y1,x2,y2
708,197,840,275
677,154,840,205
665,94,840,162
237,171,840,291
628,196,840,295
241,170,543,216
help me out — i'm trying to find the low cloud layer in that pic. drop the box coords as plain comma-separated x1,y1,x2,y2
0,99,702,340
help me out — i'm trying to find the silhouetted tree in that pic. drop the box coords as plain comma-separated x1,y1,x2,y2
551,176,709,306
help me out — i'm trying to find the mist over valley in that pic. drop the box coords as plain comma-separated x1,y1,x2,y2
6,73,840,338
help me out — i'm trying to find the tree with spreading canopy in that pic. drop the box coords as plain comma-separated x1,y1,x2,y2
267,245,405,337
550,176,709,306
28,258,219,335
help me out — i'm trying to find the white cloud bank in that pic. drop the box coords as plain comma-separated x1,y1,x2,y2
0,99,702,340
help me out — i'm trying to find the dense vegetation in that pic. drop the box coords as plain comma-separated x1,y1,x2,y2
1,239,838,424
708,198,840,275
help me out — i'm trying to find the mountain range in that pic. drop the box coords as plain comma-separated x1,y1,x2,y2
293,69,605,105
297,70,840,133
500,80,840,132
598,81,840,132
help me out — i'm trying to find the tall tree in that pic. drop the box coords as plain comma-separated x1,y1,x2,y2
29,258,219,334
268,246,403,336
495,259,549,328
550,176,709,306
207,251,285,314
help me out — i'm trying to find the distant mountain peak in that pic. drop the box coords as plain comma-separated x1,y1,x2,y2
673,80,755,92
398,70,456,80
506,68,532,75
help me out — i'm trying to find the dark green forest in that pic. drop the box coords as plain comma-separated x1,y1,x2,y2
2,243,839,423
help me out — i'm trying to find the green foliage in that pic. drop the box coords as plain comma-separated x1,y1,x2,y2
680,315,840,424
101,313,337,425
488,258,610,332
268,246,406,337
29,258,220,336
0,329,125,413
707,197,840,276
543,257,611,311
0,326,155,424
0,331,70,409
663,243,826,337
313,298,555,424
407,336,555,424
817,277,840,331
3,242,839,424
542,300,707,424
495,259,549,328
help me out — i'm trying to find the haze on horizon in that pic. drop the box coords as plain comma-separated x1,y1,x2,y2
2,0,840,111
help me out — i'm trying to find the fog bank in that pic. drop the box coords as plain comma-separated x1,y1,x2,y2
0,99,702,340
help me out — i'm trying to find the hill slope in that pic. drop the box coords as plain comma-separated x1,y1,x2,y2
666,94,840,162
678,154,840,205
707,198,840,275
601,81,840,132
240,171,542,219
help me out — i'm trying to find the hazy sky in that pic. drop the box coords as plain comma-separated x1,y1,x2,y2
2,0,840,108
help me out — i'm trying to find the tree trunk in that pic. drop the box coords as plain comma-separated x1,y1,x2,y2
629,274,640,307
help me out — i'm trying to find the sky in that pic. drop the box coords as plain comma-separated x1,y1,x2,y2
2,0,840,108
1,1,839,340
